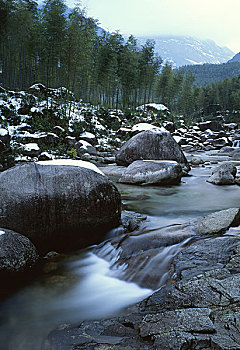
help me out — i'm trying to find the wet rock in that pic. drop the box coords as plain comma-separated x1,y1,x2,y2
0,228,38,272
218,146,236,155
171,236,240,280
118,160,182,185
207,162,237,185
0,161,121,253
115,130,190,171
44,225,240,350
231,149,240,160
189,157,204,166
121,210,147,233
42,315,154,350
195,208,240,235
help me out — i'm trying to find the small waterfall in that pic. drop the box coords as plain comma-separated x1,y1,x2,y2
95,237,193,290
232,140,240,147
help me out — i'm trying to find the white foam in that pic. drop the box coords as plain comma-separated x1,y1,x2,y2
60,252,152,320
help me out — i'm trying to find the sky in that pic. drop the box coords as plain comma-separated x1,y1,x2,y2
62,0,240,53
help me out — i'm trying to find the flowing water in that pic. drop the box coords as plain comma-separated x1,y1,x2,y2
1,161,240,349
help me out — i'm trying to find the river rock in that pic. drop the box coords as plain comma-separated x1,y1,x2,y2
0,161,121,253
118,160,182,185
0,228,38,272
189,157,204,166
121,210,147,233
115,130,190,171
207,162,237,185
195,208,240,235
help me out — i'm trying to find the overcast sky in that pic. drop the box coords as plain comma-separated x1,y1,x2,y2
62,0,240,53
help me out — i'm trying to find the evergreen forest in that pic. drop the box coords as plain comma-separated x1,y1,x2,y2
1,0,240,118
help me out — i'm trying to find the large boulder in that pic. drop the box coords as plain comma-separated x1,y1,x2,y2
118,160,182,185
0,228,38,272
207,162,237,185
0,160,121,253
115,130,190,171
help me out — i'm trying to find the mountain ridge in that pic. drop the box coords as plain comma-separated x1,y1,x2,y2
135,35,234,67
228,52,240,63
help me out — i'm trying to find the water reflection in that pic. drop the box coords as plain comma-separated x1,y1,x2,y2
119,166,240,218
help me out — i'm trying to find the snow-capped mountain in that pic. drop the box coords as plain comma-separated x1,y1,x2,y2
228,52,240,63
136,36,234,67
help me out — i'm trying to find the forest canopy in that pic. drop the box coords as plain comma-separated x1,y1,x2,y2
0,0,240,117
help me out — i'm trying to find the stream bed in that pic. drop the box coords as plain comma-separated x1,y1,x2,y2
1,161,240,350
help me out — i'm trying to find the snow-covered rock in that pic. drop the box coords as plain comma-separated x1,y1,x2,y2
131,123,165,134
0,162,121,252
136,103,168,112
21,143,40,157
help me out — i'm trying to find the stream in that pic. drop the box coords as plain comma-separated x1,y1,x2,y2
1,160,240,349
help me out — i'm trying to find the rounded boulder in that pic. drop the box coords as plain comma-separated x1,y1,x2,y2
0,228,38,272
115,130,190,171
118,160,182,185
0,161,121,253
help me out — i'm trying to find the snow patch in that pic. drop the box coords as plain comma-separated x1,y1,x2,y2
0,128,8,137
23,143,40,151
0,230,5,236
137,103,168,111
132,123,167,133
37,159,104,175
80,132,95,139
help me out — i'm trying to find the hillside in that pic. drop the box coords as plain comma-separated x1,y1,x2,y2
136,36,234,68
178,61,240,86
228,52,240,63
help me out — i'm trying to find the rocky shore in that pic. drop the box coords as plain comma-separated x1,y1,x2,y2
1,85,240,349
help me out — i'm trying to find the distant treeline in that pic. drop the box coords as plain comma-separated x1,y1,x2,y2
0,0,240,117
178,62,240,87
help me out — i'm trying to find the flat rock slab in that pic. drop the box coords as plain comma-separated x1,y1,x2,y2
195,208,240,235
